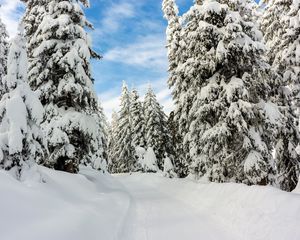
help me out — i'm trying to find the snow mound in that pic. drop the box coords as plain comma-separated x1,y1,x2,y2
118,173,300,240
0,166,132,240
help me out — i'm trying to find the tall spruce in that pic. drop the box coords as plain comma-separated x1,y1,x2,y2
261,0,300,191
162,0,191,175
0,28,45,178
89,102,108,172
166,0,273,185
23,0,105,173
130,89,146,149
108,111,119,173
114,83,135,173
167,111,187,177
0,17,8,96
144,86,170,170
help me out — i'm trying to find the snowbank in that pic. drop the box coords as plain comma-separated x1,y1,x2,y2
0,167,131,240
122,173,300,240
0,168,299,240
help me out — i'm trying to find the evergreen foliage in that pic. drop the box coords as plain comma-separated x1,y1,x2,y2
23,0,105,173
261,0,300,191
114,83,135,173
0,28,45,179
131,89,146,149
144,86,170,170
0,17,8,96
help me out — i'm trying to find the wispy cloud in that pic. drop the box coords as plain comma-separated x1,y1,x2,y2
0,0,24,37
93,2,135,37
104,34,167,71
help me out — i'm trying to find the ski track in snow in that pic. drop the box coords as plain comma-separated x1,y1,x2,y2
1,167,300,240
113,174,238,240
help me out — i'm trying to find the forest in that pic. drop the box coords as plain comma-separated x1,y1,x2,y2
0,0,299,240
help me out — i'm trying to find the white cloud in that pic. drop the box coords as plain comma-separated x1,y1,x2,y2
94,2,135,36
104,34,167,71
0,0,24,37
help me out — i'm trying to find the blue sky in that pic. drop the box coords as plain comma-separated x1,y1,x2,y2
0,0,193,118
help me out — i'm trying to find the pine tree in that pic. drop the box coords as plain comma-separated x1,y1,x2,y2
162,0,191,174
114,83,135,173
260,0,291,69
144,86,170,170
261,0,300,191
272,85,300,191
176,0,273,185
21,0,47,39
88,102,108,172
130,89,146,149
0,28,45,179
24,0,104,173
167,111,187,177
0,17,8,95
108,111,119,173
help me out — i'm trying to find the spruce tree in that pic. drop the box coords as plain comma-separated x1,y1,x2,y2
0,28,45,178
0,17,8,95
177,0,273,185
162,0,191,174
261,0,300,191
114,83,135,173
108,111,119,173
130,89,146,149
144,86,170,170
88,102,108,172
167,111,187,177
24,0,104,173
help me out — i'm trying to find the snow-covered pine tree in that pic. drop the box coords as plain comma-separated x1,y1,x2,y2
88,102,108,172
0,17,8,96
131,88,146,149
167,111,187,177
261,0,300,191
183,0,273,185
21,0,47,40
272,84,300,191
144,86,170,170
162,0,191,175
260,0,291,69
0,27,45,179
108,111,119,173
114,82,135,173
24,0,105,173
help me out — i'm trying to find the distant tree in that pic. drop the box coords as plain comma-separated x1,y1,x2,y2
144,86,170,170
23,0,104,173
167,111,187,177
130,89,146,149
114,83,135,173
0,28,45,179
108,111,119,173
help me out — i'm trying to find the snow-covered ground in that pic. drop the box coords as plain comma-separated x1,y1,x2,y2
0,167,299,240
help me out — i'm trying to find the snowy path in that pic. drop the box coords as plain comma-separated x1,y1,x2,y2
115,174,237,240
1,168,299,240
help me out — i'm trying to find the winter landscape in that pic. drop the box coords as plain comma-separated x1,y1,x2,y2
0,0,300,239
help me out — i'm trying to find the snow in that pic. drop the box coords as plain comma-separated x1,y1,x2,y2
0,168,299,240
139,147,159,172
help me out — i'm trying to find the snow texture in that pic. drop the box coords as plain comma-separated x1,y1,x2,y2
0,167,299,240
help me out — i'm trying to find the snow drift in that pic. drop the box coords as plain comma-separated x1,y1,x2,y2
0,168,299,240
